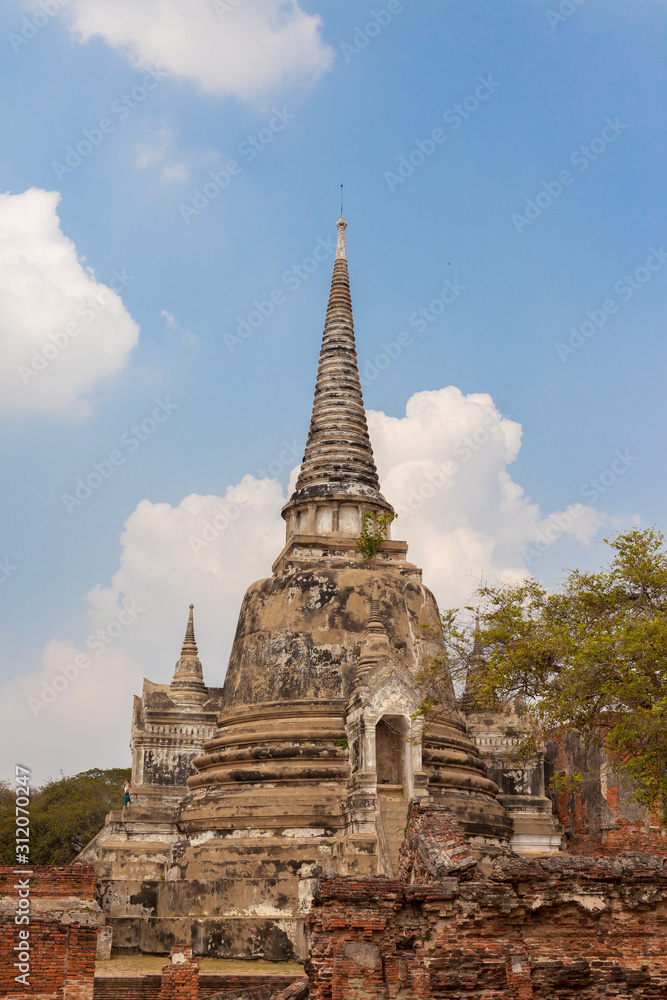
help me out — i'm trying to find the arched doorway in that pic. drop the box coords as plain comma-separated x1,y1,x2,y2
375,715,407,787
375,714,409,875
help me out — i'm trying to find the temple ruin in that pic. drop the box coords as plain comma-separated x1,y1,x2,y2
78,217,655,971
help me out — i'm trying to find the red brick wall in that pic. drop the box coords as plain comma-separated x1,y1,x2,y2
0,919,97,999
306,849,667,997
0,866,98,1000
0,864,98,898
158,948,199,1000
397,800,477,883
547,732,667,856
569,817,667,857
92,974,301,1000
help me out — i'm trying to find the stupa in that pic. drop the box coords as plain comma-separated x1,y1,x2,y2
80,216,560,961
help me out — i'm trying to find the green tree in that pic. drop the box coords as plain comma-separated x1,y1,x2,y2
0,767,131,865
0,782,17,865
417,528,667,816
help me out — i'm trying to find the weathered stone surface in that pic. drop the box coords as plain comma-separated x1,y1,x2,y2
344,941,382,969
305,842,667,998
286,217,389,513
79,218,516,961
95,925,113,960
269,980,309,1000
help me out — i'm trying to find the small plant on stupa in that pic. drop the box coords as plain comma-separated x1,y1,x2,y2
356,511,397,568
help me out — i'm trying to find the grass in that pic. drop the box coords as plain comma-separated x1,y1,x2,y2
95,954,304,977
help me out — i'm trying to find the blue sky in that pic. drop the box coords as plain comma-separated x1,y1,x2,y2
0,0,665,782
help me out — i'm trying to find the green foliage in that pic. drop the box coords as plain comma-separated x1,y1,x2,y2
0,767,131,865
356,510,397,565
334,737,348,749
549,771,585,798
0,782,17,865
412,608,475,727
418,528,667,817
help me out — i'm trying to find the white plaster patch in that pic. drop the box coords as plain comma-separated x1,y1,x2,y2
188,830,222,846
282,828,328,839
298,878,316,913
225,828,271,839
530,892,608,913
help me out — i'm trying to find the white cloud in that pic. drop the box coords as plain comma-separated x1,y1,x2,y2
85,477,286,673
0,642,144,784
368,387,605,606
0,478,284,784
65,0,334,99
2,386,613,783
0,188,139,414
135,126,191,182
162,162,191,182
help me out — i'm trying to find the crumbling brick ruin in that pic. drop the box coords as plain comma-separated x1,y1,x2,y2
304,803,667,999
158,947,200,1000
0,864,102,1000
4,803,667,996
57,213,666,997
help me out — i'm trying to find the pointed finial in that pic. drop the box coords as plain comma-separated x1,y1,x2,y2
181,603,198,657
284,209,392,520
171,603,207,705
340,183,343,218
335,214,347,261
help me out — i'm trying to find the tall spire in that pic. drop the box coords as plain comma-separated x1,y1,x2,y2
181,603,198,656
170,604,207,706
286,216,392,511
